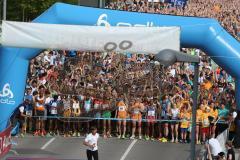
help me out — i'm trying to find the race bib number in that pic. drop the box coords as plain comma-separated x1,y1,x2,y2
148,111,155,116
84,104,91,112
203,119,209,126
134,109,139,114
52,102,57,107
119,106,125,111
73,103,79,109
51,108,57,115
26,110,32,116
161,110,166,117
94,104,100,109
102,104,108,109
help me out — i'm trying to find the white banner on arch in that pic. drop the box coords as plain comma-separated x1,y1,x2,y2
2,21,180,54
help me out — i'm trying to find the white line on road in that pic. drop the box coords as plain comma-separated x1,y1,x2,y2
120,139,137,160
9,149,19,155
41,137,55,150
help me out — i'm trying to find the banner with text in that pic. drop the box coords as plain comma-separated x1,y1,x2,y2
2,21,180,54
168,0,188,8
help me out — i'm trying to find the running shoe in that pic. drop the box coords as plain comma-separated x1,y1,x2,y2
145,136,150,141
72,132,77,137
56,131,60,137
171,138,174,143
201,141,206,145
46,133,52,137
151,137,155,141
103,134,108,139
20,133,24,138
42,130,47,135
139,136,142,140
117,135,121,139
41,131,45,137
77,132,81,137
108,134,112,138
197,140,201,145
34,130,39,136
130,135,135,139
162,137,168,143
175,138,178,143
158,137,163,142
121,135,126,139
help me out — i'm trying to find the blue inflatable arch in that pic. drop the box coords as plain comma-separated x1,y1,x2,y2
0,2,240,131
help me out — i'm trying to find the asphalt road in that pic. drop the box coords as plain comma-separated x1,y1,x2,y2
4,136,203,160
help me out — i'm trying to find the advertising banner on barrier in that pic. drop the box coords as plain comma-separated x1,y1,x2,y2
0,125,11,158
2,21,180,54
167,0,188,8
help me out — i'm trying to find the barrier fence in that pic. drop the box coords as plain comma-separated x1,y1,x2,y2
28,115,229,124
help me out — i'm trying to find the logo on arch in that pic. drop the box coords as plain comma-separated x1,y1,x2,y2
96,13,155,27
0,83,15,105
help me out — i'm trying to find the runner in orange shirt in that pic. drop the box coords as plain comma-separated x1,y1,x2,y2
130,98,145,140
116,99,128,139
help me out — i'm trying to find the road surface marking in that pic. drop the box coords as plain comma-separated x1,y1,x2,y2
41,137,55,150
120,139,137,160
9,149,19,155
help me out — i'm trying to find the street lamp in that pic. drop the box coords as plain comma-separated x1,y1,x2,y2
3,0,7,20
154,49,200,160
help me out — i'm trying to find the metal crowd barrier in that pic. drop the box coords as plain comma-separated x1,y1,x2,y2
29,116,229,124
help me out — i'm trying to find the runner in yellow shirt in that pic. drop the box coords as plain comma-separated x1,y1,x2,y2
201,107,211,143
209,102,218,138
196,105,204,144
180,106,191,143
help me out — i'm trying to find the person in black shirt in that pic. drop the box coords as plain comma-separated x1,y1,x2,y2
226,141,235,160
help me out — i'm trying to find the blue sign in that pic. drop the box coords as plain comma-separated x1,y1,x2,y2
168,0,188,8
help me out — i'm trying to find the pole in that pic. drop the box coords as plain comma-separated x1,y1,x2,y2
99,0,103,8
3,0,7,20
190,62,199,160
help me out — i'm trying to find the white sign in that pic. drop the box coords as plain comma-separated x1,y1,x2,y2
2,21,180,54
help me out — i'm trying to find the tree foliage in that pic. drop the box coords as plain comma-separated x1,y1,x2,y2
6,0,78,21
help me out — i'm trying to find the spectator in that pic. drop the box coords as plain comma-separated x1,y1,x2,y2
226,141,235,160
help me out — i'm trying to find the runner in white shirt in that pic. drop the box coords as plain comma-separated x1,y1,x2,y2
208,137,223,157
170,104,180,143
84,127,99,160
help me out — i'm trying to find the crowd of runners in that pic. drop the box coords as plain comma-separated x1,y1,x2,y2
14,47,236,145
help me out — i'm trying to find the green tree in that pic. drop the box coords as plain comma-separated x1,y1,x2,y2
6,0,77,21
